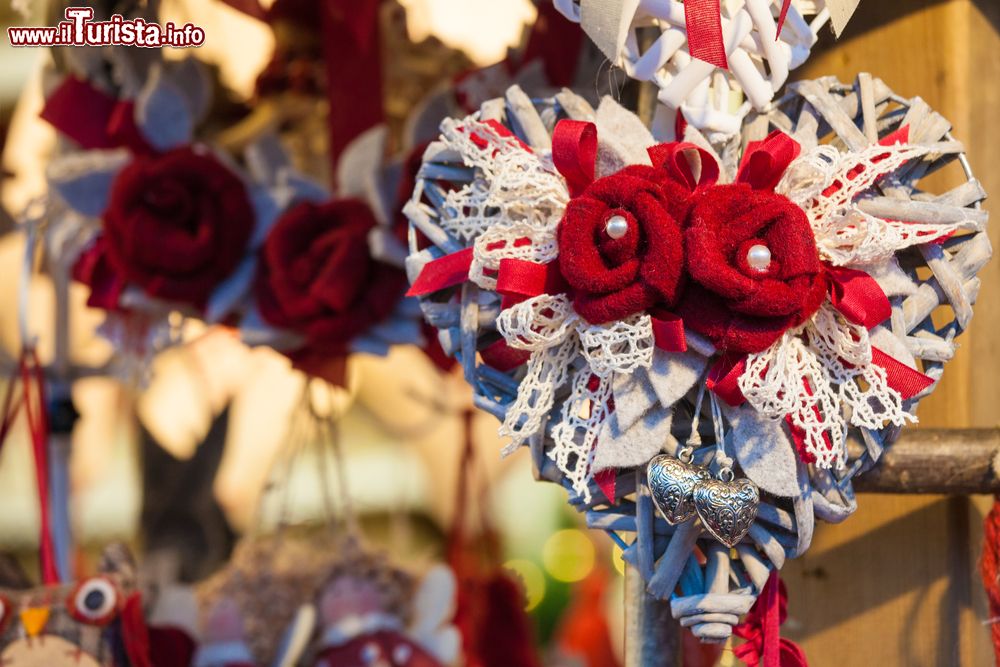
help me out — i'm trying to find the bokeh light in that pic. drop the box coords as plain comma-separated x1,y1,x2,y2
503,558,546,611
542,529,595,583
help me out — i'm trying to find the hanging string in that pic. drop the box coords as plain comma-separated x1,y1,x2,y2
0,349,60,585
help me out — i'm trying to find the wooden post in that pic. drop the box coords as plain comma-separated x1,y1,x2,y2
624,565,682,667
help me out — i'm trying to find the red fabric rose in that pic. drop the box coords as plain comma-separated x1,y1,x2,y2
557,165,688,324
102,147,254,308
676,183,827,354
255,199,406,370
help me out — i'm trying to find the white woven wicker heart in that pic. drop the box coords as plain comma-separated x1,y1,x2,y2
553,0,859,138
404,74,989,643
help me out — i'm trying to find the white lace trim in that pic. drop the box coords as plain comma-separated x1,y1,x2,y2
496,294,654,499
437,117,569,243
779,142,962,265
738,303,915,468
470,222,559,291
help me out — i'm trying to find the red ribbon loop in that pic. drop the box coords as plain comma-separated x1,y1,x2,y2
684,0,729,69
40,77,151,154
649,311,688,353
733,570,808,667
827,266,892,329
647,142,720,192
480,339,531,372
406,248,474,297
496,258,568,308
706,354,749,407
736,130,801,191
552,119,598,197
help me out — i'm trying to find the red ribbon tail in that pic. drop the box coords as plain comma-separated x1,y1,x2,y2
775,0,793,38
594,469,617,503
552,119,598,197
406,248,474,297
871,347,935,400
19,349,59,585
323,0,384,170
684,0,729,69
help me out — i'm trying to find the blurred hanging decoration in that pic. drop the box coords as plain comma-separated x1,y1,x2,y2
551,0,861,139
447,411,541,667
194,383,461,667
0,543,194,667
404,67,989,649
39,29,272,380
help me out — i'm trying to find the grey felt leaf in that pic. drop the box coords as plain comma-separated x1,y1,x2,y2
244,134,292,187
593,406,673,472
725,406,801,497
163,57,212,123
611,367,657,433
336,125,388,221
647,350,706,411
249,186,281,248
47,149,130,217
595,96,655,176
240,305,304,350
135,64,194,151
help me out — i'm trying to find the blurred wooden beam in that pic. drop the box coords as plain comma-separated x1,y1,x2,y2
853,429,1000,494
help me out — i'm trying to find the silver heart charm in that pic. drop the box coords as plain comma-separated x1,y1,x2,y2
693,478,760,548
646,455,711,525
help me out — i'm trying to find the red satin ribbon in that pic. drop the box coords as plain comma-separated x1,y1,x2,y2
706,354,749,407
871,348,935,400
323,0,384,169
647,142,720,191
40,76,151,154
480,340,532,372
594,469,617,503
684,0,729,69
552,120,598,197
827,266,892,329
649,311,688,353
496,258,569,308
733,570,808,667
521,1,586,87
405,248,474,297
684,0,793,70
736,130,802,191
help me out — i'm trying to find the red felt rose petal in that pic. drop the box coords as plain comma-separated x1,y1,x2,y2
103,147,255,308
682,183,825,353
557,165,686,324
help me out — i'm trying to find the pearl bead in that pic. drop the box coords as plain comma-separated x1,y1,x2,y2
605,215,629,239
746,244,772,272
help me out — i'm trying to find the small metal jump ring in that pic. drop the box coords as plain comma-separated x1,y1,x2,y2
719,468,735,483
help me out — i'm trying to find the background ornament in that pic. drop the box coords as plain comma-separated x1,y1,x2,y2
552,0,861,139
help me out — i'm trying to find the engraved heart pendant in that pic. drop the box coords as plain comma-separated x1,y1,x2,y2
646,454,711,525
693,478,760,548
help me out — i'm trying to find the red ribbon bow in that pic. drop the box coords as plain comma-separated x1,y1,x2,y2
733,571,809,667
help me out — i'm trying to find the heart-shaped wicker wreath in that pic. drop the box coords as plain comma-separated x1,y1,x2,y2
404,74,990,642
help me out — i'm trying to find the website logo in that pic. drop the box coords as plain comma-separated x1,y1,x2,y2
8,7,205,48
